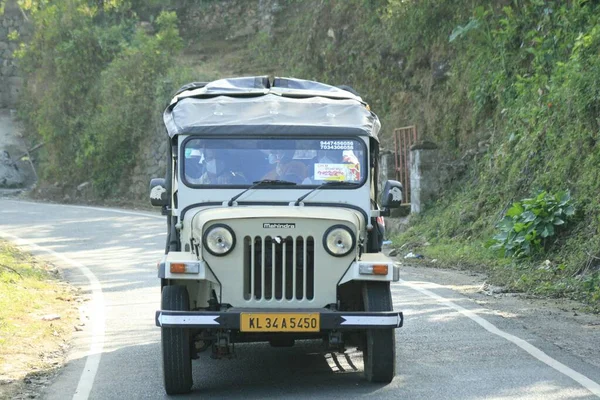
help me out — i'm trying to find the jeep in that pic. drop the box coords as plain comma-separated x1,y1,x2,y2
151,76,404,394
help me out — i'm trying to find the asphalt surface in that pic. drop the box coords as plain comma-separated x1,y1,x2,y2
1,199,599,399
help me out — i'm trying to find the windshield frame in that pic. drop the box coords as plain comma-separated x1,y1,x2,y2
179,135,369,190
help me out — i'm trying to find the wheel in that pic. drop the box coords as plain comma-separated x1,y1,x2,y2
161,285,193,394
362,281,396,383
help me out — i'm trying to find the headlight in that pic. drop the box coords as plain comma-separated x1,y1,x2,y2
202,224,236,256
323,225,355,257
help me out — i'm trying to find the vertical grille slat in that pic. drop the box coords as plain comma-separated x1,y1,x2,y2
250,237,255,299
292,237,298,300
306,237,314,300
244,235,314,302
285,236,294,300
271,239,276,300
261,236,266,300
282,239,287,300
297,236,306,300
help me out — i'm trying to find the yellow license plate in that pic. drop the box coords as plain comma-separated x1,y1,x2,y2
240,313,320,332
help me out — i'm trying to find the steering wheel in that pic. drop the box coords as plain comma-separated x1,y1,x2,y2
281,173,305,184
228,171,250,184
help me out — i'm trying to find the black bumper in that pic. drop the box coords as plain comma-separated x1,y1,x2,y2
155,309,403,330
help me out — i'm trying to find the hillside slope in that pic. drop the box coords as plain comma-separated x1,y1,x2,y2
13,0,600,307
179,0,600,308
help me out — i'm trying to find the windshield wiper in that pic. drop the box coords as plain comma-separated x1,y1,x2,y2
294,181,359,206
228,179,297,206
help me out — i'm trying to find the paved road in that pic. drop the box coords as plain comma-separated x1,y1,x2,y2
1,199,599,399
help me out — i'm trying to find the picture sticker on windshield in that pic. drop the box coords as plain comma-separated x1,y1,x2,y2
314,163,350,181
320,140,354,150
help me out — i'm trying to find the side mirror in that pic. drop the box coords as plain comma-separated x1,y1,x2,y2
381,180,403,211
149,178,168,207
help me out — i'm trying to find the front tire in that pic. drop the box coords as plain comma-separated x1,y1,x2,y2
362,281,396,383
161,285,193,394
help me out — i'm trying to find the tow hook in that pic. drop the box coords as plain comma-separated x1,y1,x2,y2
211,332,235,359
193,331,212,356
327,331,345,353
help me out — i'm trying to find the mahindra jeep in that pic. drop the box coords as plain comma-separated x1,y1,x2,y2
150,76,404,394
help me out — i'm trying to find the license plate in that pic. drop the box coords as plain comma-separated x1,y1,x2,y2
240,313,320,332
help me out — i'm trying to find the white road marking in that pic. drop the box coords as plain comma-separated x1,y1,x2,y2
1,199,164,219
4,199,598,396
401,279,600,398
0,232,105,400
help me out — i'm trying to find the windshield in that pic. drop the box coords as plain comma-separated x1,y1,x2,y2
182,137,367,187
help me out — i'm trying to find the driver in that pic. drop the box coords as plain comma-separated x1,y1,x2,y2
184,149,204,182
190,148,246,185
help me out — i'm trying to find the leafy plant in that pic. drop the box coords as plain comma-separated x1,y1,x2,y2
449,18,480,42
582,273,600,304
487,190,575,258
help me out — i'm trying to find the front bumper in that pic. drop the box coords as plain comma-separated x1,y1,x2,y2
155,309,403,330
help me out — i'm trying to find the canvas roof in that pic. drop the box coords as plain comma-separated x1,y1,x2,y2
163,76,380,140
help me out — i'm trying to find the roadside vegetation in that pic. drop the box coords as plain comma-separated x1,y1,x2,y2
10,0,600,309
14,0,192,198
0,240,78,398
387,1,600,310
246,0,600,309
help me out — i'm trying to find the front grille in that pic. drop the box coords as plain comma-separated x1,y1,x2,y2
243,235,315,301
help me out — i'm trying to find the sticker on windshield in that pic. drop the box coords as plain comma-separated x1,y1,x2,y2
314,163,359,181
342,150,360,181
320,140,354,150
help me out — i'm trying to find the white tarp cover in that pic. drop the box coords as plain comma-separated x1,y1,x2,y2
163,76,381,140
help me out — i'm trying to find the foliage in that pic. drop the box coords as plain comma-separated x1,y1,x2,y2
449,18,480,42
252,0,472,141
16,1,185,197
387,0,600,307
12,0,600,307
487,191,575,258
249,0,600,307
79,11,183,196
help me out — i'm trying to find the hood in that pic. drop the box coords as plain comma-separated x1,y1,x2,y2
189,206,364,234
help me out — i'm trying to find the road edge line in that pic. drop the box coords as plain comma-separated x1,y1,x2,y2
1,199,163,219
0,232,105,400
400,279,600,397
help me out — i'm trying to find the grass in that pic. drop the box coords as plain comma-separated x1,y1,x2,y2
0,240,78,398
392,214,600,313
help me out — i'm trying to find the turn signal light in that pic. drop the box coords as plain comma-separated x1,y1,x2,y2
372,265,389,275
170,263,186,273
358,263,390,275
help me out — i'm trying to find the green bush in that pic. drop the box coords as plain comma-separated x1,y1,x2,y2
79,11,183,196
15,1,133,181
487,191,575,258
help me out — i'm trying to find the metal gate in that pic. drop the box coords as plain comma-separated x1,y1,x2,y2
393,125,418,204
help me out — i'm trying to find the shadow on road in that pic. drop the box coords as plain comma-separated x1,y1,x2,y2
50,339,392,399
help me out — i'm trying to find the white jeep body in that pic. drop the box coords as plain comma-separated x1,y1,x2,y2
153,77,404,394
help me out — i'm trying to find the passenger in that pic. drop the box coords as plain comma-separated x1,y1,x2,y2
263,149,308,184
